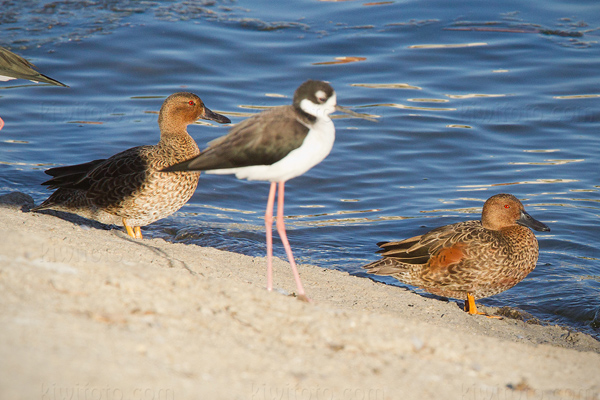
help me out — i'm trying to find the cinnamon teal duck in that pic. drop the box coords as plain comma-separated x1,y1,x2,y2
363,193,550,315
163,80,369,301
0,46,67,130
33,92,230,239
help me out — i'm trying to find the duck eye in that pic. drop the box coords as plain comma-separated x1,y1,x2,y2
188,100,195,106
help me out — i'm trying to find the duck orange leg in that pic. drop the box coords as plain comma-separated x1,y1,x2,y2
464,293,484,315
123,219,143,239
464,293,502,319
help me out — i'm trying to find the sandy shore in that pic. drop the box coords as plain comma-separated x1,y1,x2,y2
1,191,599,400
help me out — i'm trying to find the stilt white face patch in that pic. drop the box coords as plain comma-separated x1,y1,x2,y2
300,92,337,119
315,90,327,102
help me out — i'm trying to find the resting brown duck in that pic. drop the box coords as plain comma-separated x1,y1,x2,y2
33,92,230,239
363,193,550,315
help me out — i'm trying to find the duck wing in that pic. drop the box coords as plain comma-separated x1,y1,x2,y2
42,147,151,210
42,159,107,189
366,221,486,274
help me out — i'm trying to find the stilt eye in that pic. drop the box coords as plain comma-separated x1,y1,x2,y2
315,90,327,103
504,204,510,208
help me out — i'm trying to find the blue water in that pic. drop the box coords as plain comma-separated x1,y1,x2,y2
1,0,599,338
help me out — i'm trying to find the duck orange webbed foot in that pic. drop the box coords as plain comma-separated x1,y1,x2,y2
464,293,503,319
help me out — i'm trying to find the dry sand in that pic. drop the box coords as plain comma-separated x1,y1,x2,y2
1,191,599,400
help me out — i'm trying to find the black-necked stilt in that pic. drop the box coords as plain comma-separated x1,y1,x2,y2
0,46,68,130
33,93,230,239
163,79,370,301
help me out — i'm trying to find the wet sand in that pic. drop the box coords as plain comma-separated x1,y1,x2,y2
1,192,598,400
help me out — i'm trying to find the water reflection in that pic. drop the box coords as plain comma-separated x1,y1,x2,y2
445,93,508,99
351,83,421,90
363,2,395,6
447,124,472,129
2,140,29,144
408,42,487,49
408,98,449,103
509,159,584,165
523,149,560,153
458,179,580,189
312,56,367,65
365,103,456,111
554,94,600,99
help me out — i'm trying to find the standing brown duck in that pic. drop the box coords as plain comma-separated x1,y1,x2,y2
33,92,230,239
363,193,550,315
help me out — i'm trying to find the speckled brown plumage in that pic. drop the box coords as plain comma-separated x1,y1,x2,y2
33,92,230,238
363,194,550,315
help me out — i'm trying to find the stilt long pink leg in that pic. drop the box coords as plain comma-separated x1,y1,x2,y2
275,181,308,300
265,181,277,291
0,116,4,131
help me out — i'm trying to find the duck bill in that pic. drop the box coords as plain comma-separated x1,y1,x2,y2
517,210,551,232
201,107,231,124
335,105,377,122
